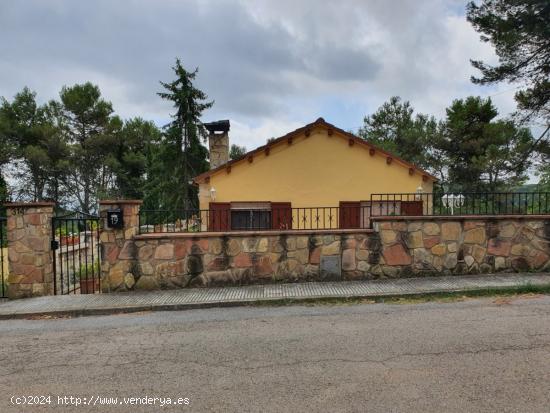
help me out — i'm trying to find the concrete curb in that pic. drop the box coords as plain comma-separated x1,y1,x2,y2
1,281,548,320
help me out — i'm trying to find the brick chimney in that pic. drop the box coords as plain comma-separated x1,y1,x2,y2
205,120,230,170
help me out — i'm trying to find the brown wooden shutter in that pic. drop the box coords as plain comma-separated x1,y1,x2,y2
401,201,423,216
339,201,361,229
208,202,231,231
271,202,292,230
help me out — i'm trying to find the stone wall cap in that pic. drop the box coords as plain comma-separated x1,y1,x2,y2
4,201,56,208
99,199,143,205
372,214,550,221
135,228,374,240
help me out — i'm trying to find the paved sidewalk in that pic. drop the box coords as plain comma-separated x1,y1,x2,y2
0,273,549,319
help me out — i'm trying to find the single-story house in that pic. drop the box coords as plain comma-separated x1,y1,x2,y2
193,118,436,231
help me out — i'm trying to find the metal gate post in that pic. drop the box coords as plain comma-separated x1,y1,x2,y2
4,202,55,299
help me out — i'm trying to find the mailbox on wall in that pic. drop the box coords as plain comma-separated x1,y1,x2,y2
107,209,124,229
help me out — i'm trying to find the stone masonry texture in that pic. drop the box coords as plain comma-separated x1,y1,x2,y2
99,207,550,292
5,203,55,298
99,200,142,293
6,200,548,296
377,218,550,277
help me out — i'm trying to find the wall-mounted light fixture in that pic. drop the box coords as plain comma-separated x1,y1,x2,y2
415,185,423,201
442,193,465,215
210,187,217,201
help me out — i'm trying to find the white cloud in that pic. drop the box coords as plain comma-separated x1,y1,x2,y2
229,118,304,150
0,0,526,147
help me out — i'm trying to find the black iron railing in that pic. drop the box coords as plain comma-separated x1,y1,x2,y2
370,192,550,217
51,211,101,295
139,193,550,234
1,216,7,298
139,206,373,233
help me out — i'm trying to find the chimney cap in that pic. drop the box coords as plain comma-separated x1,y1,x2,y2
204,119,230,133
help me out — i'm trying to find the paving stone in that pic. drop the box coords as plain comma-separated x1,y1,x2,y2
342,249,356,271
423,236,440,249
464,227,485,244
487,239,511,257
322,241,340,256
382,243,411,266
431,244,446,256
441,222,461,241
423,222,440,236
407,231,423,249
380,230,397,244
154,244,174,260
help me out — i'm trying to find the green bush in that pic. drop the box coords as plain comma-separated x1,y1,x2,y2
77,261,100,280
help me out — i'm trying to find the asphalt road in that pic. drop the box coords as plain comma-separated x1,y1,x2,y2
0,295,549,413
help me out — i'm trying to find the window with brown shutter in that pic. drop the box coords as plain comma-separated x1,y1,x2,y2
208,202,231,231
339,201,361,229
271,202,292,230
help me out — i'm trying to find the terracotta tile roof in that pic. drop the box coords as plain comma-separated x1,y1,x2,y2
193,117,438,183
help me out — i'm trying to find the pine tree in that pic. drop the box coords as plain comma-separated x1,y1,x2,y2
467,0,550,123
59,82,120,213
156,59,213,210
438,96,534,191
358,96,445,179
112,118,161,200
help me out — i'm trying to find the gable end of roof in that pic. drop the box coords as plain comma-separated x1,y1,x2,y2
193,118,437,183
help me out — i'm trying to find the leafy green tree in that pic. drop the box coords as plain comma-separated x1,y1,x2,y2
59,82,121,213
156,59,212,210
0,88,48,200
358,96,445,179
0,176,7,208
0,103,15,207
111,118,161,200
438,96,533,191
40,101,72,205
467,0,550,124
0,97,15,176
536,140,550,190
229,144,247,160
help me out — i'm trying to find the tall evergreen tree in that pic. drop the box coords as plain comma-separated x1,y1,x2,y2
111,118,161,200
59,82,120,213
156,59,212,210
0,96,15,207
358,96,445,179
467,0,550,124
438,96,533,191
0,87,70,202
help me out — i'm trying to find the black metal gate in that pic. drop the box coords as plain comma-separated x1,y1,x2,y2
51,211,101,295
1,216,7,298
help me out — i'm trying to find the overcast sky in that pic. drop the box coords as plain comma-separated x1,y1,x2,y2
0,0,518,150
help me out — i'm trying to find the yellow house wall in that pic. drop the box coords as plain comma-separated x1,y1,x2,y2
199,126,434,210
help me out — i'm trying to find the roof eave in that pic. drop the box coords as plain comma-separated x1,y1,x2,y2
193,118,438,184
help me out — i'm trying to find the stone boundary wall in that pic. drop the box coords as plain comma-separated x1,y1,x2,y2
2,200,549,296
105,231,380,291
101,214,550,292
375,217,550,277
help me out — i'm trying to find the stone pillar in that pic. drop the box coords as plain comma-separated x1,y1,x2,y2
5,202,55,299
99,200,142,292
